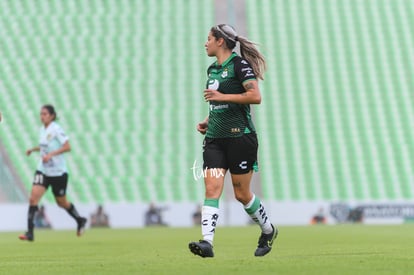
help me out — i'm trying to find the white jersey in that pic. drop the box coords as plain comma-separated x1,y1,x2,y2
37,121,69,176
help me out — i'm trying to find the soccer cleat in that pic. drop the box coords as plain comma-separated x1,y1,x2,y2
18,232,34,242
254,224,278,257
77,217,87,237
189,240,214,258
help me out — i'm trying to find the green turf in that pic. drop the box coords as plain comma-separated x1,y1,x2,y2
0,225,413,274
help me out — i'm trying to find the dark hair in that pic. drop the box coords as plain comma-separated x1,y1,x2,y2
42,104,58,121
210,24,266,80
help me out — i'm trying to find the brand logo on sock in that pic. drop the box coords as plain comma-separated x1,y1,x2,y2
211,214,219,228
259,204,268,223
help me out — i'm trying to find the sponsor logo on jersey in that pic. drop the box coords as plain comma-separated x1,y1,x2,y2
210,104,229,111
231,128,241,133
207,79,219,90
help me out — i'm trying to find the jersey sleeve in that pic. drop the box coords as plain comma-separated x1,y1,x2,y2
234,57,257,84
55,125,69,144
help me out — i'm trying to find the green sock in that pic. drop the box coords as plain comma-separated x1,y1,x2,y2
244,194,273,234
204,198,219,208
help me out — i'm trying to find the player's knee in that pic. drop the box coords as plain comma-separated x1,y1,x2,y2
29,196,37,205
234,192,250,205
56,199,66,208
205,184,222,198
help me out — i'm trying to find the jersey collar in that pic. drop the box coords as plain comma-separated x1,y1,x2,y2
43,121,55,130
216,52,237,68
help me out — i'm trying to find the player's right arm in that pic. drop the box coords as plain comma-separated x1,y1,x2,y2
197,116,209,135
26,146,40,156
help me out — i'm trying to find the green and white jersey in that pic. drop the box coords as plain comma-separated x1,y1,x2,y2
206,52,257,138
37,121,69,176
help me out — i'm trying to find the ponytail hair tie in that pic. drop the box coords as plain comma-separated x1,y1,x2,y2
235,36,239,41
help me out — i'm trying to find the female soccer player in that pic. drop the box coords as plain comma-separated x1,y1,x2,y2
189,24,278,257
19,105,87,241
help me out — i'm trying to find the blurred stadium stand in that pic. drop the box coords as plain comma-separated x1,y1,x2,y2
247,0,414,201
0,0,413,203
0,139,27,202
0,0,213,202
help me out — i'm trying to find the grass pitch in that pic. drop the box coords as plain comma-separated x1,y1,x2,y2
0,225,413,274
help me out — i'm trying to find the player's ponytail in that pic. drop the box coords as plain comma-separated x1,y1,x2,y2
42,104,58,121
236,36,266,80
210,24,266,80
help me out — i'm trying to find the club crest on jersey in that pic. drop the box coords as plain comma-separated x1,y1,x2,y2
207,79,219,90
221,69,228,78
47,134,52,140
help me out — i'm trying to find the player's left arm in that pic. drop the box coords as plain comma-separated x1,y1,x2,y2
42,141,71,162
204,80,261,104
50,140,71,157
42,128,71,162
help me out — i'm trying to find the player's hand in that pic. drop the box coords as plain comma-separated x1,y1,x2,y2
42,154,52,163
26,149,32,156
204,89,225,102
197,121,208,135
